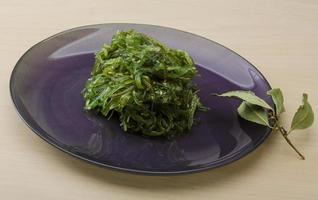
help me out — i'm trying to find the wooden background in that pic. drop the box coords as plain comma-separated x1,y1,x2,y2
1,0,317,199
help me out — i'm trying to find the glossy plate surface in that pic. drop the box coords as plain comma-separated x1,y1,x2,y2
10,24,273,175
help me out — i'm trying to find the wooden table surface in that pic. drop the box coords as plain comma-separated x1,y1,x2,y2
1,0,317,199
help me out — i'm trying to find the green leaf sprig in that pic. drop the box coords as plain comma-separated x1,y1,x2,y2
217,89,314,159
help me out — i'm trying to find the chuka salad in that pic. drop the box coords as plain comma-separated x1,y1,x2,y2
83,30,205,137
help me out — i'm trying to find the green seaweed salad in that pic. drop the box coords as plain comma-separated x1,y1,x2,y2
83,30,205,137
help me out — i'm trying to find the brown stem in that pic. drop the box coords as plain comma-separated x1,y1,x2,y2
278,127,305,160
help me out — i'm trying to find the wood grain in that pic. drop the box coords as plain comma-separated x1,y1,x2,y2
0,0,317,199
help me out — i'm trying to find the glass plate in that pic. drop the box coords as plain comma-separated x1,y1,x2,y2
10,23,273,175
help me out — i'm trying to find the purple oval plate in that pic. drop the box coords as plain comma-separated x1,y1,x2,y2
10,23,273,175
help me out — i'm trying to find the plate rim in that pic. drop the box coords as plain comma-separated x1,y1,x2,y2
9,23,272,175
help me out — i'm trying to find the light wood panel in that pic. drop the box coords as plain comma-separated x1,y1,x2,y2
0,0,317,199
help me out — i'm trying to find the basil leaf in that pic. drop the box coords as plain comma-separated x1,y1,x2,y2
217,90,272,110
267,88,285,115
237,102,270,127
290,94,314,131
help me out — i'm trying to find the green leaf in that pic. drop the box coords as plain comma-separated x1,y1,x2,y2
290,94,314,131
217,90,272,110
267,88,285,115
237,102,270,127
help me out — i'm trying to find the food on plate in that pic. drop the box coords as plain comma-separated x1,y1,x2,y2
83,30,205,136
